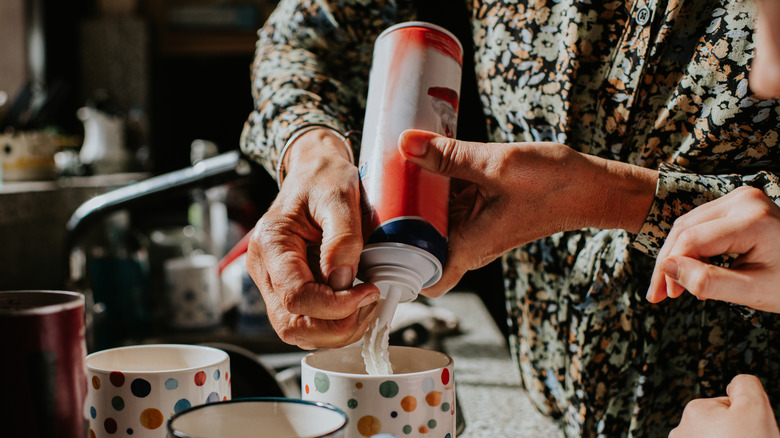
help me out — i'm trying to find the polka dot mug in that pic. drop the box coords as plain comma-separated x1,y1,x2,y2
302,346,455,438
167,397,348,437
84,344,231,438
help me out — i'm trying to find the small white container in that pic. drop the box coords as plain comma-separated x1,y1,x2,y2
164,254,222,329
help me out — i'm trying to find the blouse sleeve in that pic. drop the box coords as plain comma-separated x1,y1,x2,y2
239,0,416,181
632,163,780,256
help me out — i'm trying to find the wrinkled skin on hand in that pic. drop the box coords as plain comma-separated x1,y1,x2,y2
246,128,379,349
248,126,657,348
669,374,780,438
397,129,658,298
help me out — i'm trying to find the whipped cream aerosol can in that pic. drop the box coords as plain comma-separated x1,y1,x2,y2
358,21,463,305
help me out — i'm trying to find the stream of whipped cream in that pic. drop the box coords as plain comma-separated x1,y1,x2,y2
361,284,402,375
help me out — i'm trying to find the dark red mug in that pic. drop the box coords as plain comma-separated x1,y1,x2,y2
0,290,88,438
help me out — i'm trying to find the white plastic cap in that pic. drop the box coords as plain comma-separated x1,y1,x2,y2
358,242,443,302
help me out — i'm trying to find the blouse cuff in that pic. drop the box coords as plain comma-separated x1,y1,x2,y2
631,163,737,256
264,105,353,182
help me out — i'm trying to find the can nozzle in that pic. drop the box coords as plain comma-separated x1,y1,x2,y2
359,243,442,295
361,264,425,303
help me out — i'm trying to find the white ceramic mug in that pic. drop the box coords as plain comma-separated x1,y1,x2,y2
301,346,455,438
84,344,230,438
167,397,348,438
164,254,222,329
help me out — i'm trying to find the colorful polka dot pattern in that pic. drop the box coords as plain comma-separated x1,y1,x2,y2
304,367,455,437
86,366,231,438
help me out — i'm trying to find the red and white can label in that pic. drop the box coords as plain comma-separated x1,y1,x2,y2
359,22,463,263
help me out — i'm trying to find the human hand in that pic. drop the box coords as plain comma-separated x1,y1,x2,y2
246,128,380,349
398,129,657,297
750,0,780,99
646,186,780,313
669,374,780,438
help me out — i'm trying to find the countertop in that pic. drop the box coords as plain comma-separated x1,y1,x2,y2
257,291,565,437
434,292,563,438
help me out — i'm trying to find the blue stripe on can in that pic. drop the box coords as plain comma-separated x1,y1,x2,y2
366,219,447,265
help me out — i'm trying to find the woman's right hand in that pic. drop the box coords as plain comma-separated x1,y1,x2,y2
246,128,380,350
398,129,658,298
647,186,780,313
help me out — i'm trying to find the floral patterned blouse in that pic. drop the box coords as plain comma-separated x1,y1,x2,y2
240,0,780,436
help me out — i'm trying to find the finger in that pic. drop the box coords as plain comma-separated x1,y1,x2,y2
647,200,722,301
399,130,507,297
666,187,778,260
683,396,732,418
647,190,753,303
419,206,479,298
680,396,732,421
250,216,380,320
646,269,669,303
657,211,763,301
669,396,731,438
253,235,380,349
665,272,687,299
281,281,381,320
398,129,499,186
249,213,316,293
650,235,685,303
662,256,755,304
648,222,691,303
310,168,365,290
666,215,759,262
269,297,379,349
420,249,471,298
726,374,770,407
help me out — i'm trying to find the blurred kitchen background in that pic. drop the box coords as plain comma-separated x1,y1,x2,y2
0,0,278,285
0,0,507,352
0,0,286,349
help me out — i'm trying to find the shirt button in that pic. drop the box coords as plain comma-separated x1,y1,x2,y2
635,6,651,26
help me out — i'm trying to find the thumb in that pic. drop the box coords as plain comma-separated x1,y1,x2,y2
726,374,770,407
398,129,494,184
662,256,747,302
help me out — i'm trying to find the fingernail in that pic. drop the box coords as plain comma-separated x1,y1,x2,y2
646,289,662,303
328,266,354,291
661,259,679,280
399,130,433,157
